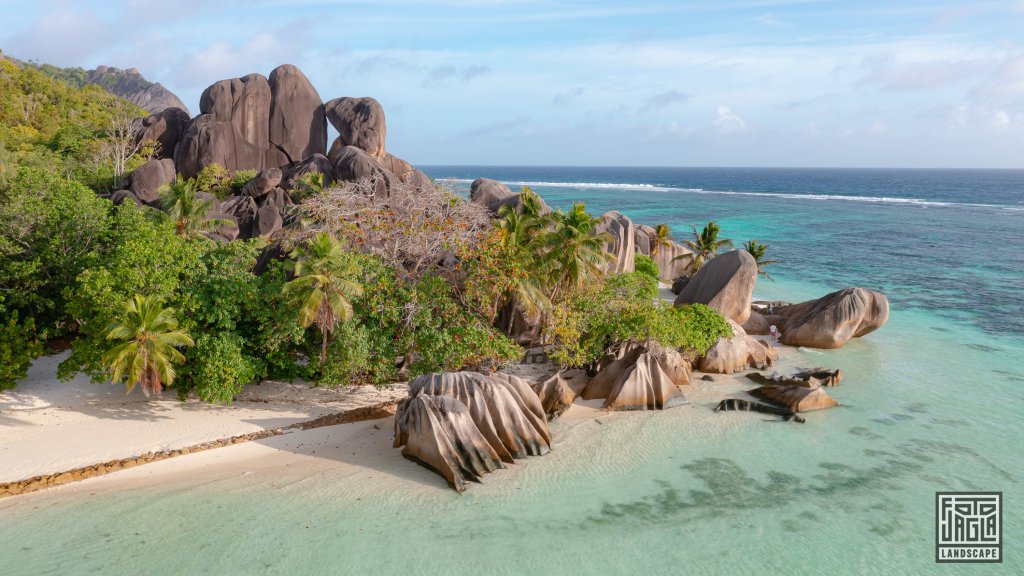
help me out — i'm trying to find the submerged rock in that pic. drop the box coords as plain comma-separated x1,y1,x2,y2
776,287,890,349
745,369,843,388
674,249,757,324
749,384,838,412
393,395,504,492
714,398,805,423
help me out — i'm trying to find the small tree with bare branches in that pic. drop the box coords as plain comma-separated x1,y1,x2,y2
294,176,490,281
102,101,147,189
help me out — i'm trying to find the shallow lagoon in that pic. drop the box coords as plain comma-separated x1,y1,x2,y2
2,168,1022,575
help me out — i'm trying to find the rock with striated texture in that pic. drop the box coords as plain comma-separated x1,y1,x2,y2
745,369,843,388
408,372,551,464
603,352,689,411
222,196,258,239
137,107,190,160
597,211,635,274
714,398,805,423
583,341,690,410
699,321,778,374
331,145,396,197
127,158,175,204
674,250,757,324
749,384,838,412
325,97,387,159
393,395,504,492
776,287,890,349
268,64,327,165
241,167,283,199
281,154,334,191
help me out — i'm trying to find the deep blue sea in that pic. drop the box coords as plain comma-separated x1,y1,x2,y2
426,166,1024,336
2,167,1022,575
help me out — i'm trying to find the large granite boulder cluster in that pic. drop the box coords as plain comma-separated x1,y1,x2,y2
119,63,433,240
393,372,551,491
773,288,890,349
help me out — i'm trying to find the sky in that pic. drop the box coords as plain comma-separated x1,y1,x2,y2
2,0,1024,168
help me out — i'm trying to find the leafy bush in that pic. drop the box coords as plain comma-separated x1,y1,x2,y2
60,204,203,381
230,169,258,192
0,305,43,391
317,321,373,387
178,332,261,403
194,163,232,199
0,167,112,334
546,272,732,368
634,254,659,280
408,274,522,376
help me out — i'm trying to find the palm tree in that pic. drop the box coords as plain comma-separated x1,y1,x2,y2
102,295,194,396
154,179,232,239
675,221,733,275
543,202,612,302
495,198,550,320
651,223,673,257
284,233,364,364
743,239,779,280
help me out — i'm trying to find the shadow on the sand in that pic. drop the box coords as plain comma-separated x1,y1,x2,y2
243,415,450,492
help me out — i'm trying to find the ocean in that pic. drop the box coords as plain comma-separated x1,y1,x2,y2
1,167,1022,575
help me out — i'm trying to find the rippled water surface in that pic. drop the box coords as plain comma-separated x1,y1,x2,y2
1,167,1021,575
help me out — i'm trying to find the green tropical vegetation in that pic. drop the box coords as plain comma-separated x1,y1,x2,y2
674,221,733,275
153,179,232,239
650,223,672,256
634,254,659,280
743,239,779,280
0,56,745,400
102,294,194,396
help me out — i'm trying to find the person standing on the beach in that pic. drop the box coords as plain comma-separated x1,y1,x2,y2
770,324,778,341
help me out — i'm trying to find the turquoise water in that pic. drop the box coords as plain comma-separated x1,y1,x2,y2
2,168,1022,574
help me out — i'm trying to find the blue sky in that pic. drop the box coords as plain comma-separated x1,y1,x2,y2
2,0,1023,168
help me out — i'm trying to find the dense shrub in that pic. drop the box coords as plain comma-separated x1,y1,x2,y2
0,304,43,390
194,163,233,199
0,167,111,334
230,169,258,192
634,254,659,280
546,272,732,368
178,333,262,403
60,204,203,381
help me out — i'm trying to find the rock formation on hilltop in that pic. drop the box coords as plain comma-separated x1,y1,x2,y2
87,65,190,115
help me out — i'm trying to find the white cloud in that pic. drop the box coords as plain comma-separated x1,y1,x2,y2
713,106,747,133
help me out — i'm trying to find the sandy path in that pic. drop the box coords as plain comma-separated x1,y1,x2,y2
0,352,407,484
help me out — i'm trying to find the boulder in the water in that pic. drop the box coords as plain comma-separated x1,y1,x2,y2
776,287,889,349
749,384,838,412
714,398,805,423
746,369,843,388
